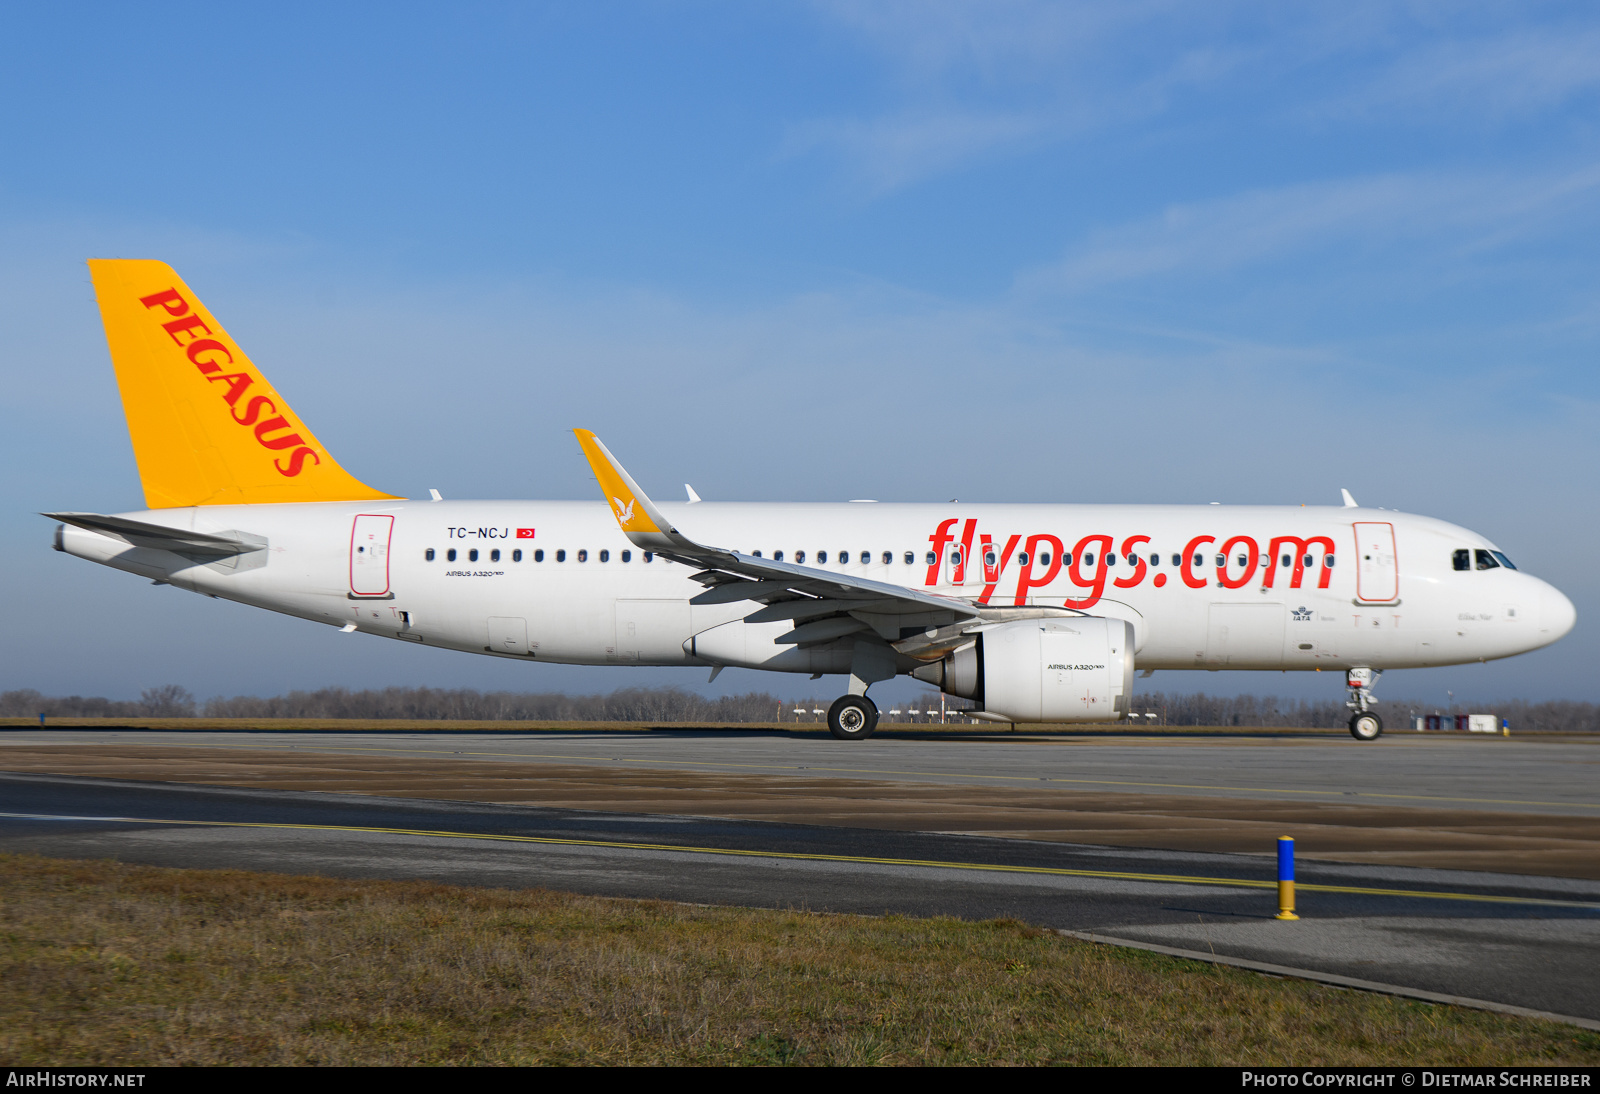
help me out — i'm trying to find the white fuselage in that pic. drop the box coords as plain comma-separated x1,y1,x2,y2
57,500,1575,675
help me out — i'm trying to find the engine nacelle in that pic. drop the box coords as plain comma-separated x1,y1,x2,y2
912,618,1134,723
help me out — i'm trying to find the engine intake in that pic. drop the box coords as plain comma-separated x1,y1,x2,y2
911,617,1134,723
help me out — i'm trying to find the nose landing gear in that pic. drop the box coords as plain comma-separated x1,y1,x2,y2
1346,667,1383,740
827,694,879,741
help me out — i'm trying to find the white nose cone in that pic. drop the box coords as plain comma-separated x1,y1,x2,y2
1541,584,1577,643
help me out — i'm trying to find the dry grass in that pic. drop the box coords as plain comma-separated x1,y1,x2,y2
2,854,1596,1066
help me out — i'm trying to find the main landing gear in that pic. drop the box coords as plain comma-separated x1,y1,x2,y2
1345,667,1383,741
827,695,879,741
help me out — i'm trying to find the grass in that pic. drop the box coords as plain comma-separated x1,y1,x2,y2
2,854,1597,1066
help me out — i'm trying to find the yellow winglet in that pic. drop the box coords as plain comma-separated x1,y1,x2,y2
573,429,672,536
88,259,399,508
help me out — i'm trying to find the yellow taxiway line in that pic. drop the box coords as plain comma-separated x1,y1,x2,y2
6,812,1596,911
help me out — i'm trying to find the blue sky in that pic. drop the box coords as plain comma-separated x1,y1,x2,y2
4,1,1599,707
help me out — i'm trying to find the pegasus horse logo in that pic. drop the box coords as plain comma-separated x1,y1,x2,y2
612,496,636,525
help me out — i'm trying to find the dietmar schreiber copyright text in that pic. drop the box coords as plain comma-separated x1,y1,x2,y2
1241,1072,1593,1088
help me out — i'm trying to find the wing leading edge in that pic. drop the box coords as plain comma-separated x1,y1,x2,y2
572,429,986,655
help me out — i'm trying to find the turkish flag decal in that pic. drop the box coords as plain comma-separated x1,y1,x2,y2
516,528,536,539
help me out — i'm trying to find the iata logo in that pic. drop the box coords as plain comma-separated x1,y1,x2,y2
139,287,320,478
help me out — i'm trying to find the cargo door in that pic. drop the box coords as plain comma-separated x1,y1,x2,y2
488,616,528,655
1353,522,1399,602
1206,603,1286,666
349,514,394,598
614,600,691,662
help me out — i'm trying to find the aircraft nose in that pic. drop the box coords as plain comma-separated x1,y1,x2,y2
1540,583,1577,642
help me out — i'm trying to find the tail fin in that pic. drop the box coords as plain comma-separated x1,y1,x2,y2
87,259,399,508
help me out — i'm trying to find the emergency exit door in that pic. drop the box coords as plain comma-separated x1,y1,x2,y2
350,514,394,597
1353,521,1398,602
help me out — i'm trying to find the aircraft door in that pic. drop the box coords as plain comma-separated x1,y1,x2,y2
488,616,529,655
349,514,394,597
1353,522,1398,602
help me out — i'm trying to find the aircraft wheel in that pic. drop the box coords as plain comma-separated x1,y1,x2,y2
828,695,879,741
1349,712,1383,741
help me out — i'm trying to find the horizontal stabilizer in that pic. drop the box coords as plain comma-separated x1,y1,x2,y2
45,512,266,557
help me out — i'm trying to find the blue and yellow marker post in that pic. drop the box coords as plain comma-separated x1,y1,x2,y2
1275,836,1299,920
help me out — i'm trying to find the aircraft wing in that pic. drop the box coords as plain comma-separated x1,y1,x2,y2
45,512,266,558
574,430,982,649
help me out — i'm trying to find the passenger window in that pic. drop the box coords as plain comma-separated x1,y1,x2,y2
796,550,806,564
447,548,457,562
1236,554,1247,566
882,551,892,565
774,550,784,562
752,550,762,558
643,552,653,562
1281,554,1291,568
1475,549,1499,571
512,549,522,562
904,552,914,564
1149,553,1158,566
621,550,631,562
1492,551,1516,570
1017,552,1028,566
1106,553,1116,566
1453,549,1470,571
1325,555,1335,568
599,549,609,562
856,551,866,564
534,549,544,562
469,549,479,562
1085,554,1095,566
950,551,962,565
1215,554,1225,567
1063,554,1073,566
984,551,997,566
817,551,827,564
556,549,566,562
1172,554,1182,567
1303,554,1313,567
1192,554,1202,567
577,549,588,562
490,548,500,562
925,552,935,565
1040,552,1051,566
425,548,435,561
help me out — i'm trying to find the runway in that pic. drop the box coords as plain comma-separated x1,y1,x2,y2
3,763,1599,1025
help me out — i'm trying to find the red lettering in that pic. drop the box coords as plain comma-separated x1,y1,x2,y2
231,394,276,427
1013,534,1064,605
1114,535,1151,589
1181,535,1215,589
206,372,253,405
138,288,188,317
274,446,320,477
1217,535,1260,589
162,314,212,346
954,519,977,586
252,416,305,450
1266,536,1337,589
927,518,959,586
185,338,233,373
978,533,1020,605
1065,533,1113,609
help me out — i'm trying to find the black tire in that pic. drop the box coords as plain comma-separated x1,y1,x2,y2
1349,712,1383,741
828,695,879,741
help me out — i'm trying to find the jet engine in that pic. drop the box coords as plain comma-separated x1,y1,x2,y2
911,618,1134,723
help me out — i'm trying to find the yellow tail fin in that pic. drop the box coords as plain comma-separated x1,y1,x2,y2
88,259,399,508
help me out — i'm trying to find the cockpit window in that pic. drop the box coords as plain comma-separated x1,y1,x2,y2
1491,551,1517,570
1475,549,1499,571
1453,549,1470,571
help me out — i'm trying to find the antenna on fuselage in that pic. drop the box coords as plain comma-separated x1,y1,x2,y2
1341,488,1358,508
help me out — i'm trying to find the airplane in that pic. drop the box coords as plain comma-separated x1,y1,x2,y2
48,260,1577,741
